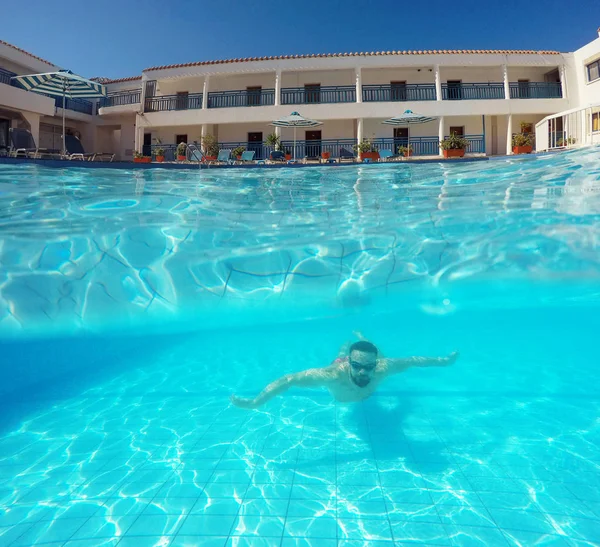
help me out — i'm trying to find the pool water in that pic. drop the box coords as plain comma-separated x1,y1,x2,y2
1,150,600,547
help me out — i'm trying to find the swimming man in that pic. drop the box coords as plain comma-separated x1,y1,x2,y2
230,337,458,409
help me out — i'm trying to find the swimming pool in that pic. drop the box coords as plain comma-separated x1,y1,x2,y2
1,149,599,546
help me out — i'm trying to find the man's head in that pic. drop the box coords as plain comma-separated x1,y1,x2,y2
348,341,378,387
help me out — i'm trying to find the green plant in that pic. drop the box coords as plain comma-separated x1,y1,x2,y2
557,136,576,146
520,122,533,133
397,144,413,155
176,142,188,156
512,133,533,147
231,146,245,157
353,139,378,154
133,151,144,159
439,135,470,150
201,134,219,157
265,132,281,150
153,147,165,156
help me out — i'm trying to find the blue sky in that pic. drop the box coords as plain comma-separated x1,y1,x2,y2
3,0,600,79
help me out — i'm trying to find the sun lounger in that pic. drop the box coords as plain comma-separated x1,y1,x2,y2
378,149,399,162
216,149,232,165
188,143,205,162
337,148,355,163
65,135,114,162
269,150,286,163
237,150,255,164
9,128,59,159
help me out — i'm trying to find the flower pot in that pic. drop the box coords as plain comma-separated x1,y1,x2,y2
134,157,151,163
360,152,380,161
403,151,413,157
177,155,186,161
443,149,465,159
155,156,165,163
512,145,533,155
203,156,217,162
321,152,331,160
285,154,292,161
236,155,242,160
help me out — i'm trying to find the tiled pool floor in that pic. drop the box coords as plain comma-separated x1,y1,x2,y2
1,386,599,547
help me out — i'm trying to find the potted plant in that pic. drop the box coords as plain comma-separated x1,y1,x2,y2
201,134,219,161
176,142,187,161
520,122,533,134
232,146,245,160
265,132,282,154
154,146,165,163
353,139,379,161
321,151,331,161
282,147,292,161
439,135,470,158
133,151,151,164
397,145,413,157
512,133,533,154
556,136,576,147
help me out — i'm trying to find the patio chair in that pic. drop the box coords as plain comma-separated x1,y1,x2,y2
238,150,255,164
188,143,205,162
378,149,399,162
269,150,286,163
65,135,115,162
337,148,355,163
9,128,59,159
216,149,232,164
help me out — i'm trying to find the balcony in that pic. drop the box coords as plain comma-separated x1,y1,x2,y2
52,96,93,115
362,84,436,102
208,89,275,108
145,93,203,112
442,83,505,100
98,90,141,108
509,82,562,99
281,86,356,105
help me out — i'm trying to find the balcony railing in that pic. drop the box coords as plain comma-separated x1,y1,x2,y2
98,90,141,108
509,82,562,99
0,67,17,86
373,134,484,156
362,84,436,102
145,93,203,112
281,86,356,105
208,89,275,108
442,83,505,100
52,96,93,115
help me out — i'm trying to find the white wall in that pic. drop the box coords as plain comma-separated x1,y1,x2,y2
572,34,600,107
281,69,354,87
361,68,436,85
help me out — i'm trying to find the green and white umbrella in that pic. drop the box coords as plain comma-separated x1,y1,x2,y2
271,111,322,160
383,110,438,155
12,70,106,154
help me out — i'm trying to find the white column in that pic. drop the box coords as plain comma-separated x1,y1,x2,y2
202,76,210,110
201,124,207,139
355,67,362,103
560,65,567,99
506,114,513,155
503,64,510,100
134,118,144,154
275,126,281,139
438,116,444,156
274,69,281,106
357,118,363,144
434,65,442,102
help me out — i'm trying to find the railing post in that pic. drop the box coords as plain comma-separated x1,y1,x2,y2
275,70,281,106
434,65,442,102
355,68,362,103
438,116,444,156
503,64,510,100
202,76,209,110
506,114,513,155
560,64,567,99
357,118,363,144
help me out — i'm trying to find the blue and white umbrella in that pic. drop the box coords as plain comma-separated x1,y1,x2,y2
383,110,438,156
12,70,106,154
271,111,322,160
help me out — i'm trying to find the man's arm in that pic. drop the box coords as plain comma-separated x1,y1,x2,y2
230,367,334,409
385,351,459,375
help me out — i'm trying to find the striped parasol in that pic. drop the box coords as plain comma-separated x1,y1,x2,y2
12,70,106,155
382,110,438,157
271,112,322,160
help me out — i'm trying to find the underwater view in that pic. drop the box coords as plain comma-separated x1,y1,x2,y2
1,149,600,547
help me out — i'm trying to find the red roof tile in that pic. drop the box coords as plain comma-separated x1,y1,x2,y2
99,75,142,84
145,49,562,72
0,39,56,67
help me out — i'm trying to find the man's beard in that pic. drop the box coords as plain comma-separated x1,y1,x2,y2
352,375,370,387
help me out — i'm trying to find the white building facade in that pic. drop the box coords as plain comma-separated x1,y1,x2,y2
2,29,600,161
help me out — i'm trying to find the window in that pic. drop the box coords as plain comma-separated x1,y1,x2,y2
246,87,262,106
593,112,600,133
447,80,462,100
175,134,187,144
449,126,464,136
587,59,600,82
175,92,188,110
305,84,321,103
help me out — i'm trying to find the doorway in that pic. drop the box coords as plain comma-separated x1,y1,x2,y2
393,127,408,153
305,84,321,104
0,119,9,156
447,80,463,100
246,87,262,106
247,132,263,159
143,133,152,157
305,130,322,159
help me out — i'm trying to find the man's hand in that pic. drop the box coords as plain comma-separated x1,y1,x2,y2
445,351,459,366
230,395,259,410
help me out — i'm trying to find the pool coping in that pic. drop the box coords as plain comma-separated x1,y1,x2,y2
0,155,490,170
